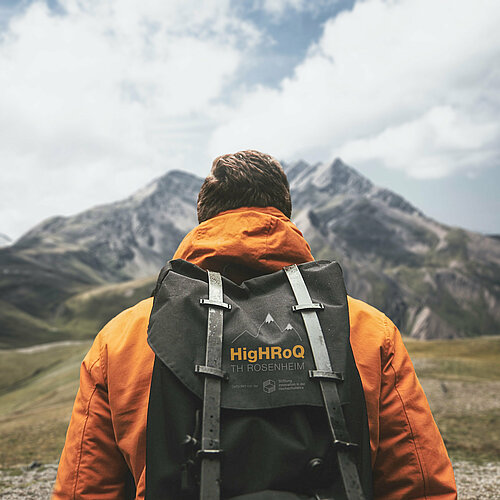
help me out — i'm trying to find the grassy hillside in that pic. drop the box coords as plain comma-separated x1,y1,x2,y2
54,275,155,339
0,342,90,467
404,337,500,462
0,275,155,349
0,337,498,468
0,300,63,348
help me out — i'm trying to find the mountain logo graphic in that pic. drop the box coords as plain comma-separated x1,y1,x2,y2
231,313,303,343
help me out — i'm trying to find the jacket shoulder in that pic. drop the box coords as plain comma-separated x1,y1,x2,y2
97,297,154,352
348,296,390,334
347,295,393,365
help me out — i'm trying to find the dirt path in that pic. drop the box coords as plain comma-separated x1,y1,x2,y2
0,461,499,498
0,340,87,355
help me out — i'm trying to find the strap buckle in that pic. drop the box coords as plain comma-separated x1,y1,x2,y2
309,369,344,382
292,302,324,312
199,298,232,310
196,448,224,458
333,439,359,450
195,364,229,381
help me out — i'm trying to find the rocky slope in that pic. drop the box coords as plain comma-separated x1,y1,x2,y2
0,159,499,346
287,159,500,339
15,170,201,281
0,171,201,346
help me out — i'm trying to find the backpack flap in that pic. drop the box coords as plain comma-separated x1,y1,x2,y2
147,259,351,410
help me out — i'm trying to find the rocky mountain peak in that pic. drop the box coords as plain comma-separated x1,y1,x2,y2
289,157,373,197
321,157,374,193
1,157,499,345
129,169,202,205
11,169,202,282
283,159,315,183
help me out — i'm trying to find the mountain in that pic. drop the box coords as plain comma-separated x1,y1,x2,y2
287,159,500,339
0,171,201,347
0,233,11,248
0,158,499,346
15,170,201,281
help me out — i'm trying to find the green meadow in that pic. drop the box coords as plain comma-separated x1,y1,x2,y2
404,337,500,462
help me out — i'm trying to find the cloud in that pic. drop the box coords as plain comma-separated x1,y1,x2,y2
2,0,500,240
210,0,500,178
339,106,499,178
0,0,259,239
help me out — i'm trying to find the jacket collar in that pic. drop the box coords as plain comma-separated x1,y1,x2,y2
173,206,314,283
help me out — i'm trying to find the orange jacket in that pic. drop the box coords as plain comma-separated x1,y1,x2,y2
53,207,457,499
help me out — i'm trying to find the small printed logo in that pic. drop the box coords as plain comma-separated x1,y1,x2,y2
263,379,276,393
232,313,303,343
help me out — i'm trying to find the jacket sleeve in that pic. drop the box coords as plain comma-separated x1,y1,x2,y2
372,317,457,499
52,331,130,499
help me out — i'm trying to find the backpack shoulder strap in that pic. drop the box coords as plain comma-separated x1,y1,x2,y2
284,264,366,500
196,270,231,500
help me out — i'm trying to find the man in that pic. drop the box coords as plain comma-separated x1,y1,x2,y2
53,150,457,499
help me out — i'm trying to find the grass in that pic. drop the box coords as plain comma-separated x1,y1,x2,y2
0,342,90,395
0,300,64,349
436,411,500,463
0,337,498,468
405,336,500,463
0,274,154,349
405,336,500,380
0,275,153,467
0,342,90,468
55,275,154,339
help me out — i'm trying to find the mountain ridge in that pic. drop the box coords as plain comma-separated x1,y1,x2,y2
0,158,499,346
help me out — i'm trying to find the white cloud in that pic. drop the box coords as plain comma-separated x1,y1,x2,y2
2,0,500,240
210,0,500,178
339,106,499,178
0,0,259,239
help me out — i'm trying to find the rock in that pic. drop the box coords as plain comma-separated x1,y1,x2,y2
0,460,499,499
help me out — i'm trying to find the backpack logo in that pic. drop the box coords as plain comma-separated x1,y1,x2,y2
227,313,306,376
231,313,303,344
263,379,276,393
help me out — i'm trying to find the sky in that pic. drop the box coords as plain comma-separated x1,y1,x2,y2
0,0,499,242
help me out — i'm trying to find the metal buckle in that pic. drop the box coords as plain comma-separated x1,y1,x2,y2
292,303,324,312
199,298,232,310
195,365,229,381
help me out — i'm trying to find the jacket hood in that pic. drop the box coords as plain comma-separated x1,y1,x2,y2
173,206,314,283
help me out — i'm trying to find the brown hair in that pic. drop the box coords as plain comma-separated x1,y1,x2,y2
197,150,292,223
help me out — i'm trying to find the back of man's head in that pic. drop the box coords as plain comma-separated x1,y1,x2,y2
197,150,292,223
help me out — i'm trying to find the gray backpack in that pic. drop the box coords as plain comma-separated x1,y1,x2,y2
146,259,373,499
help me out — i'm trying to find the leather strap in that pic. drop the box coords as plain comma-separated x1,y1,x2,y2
197,270,226,500
284,265,366,500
